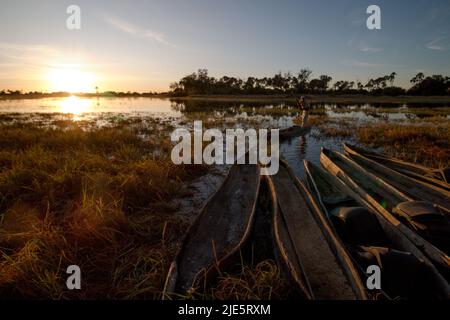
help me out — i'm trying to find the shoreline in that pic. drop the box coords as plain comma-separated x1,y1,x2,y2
1,94,450,104
169,94,450,104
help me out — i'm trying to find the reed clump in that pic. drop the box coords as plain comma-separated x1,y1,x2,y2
209,260,291,300
357,123,450,168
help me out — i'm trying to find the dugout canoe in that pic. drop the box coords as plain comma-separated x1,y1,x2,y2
344,143,450,212
320,148,450,277
269,159,367,300
163,163,261,298
304,160,450,299
344,143,449,187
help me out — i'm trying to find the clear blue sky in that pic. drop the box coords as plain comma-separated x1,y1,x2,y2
1,0,449,91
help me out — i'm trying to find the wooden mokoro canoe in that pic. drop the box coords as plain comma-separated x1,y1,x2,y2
320,148,450,276
304,160,450,299
344,143,450,212
344,143,449,186
163,163,261,299
269,159,367,299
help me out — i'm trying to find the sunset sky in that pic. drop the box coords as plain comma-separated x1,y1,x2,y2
1,0,449,92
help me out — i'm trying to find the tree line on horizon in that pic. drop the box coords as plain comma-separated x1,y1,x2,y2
0,90,162,97
170,69,450,96
1,70,449,97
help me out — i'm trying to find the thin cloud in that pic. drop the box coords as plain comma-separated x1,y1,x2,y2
347,35,383,53
0,42,61,73
0,42,59,57
104,15,176,47
347,60,384,68
360,46,383,53
426,37,449,51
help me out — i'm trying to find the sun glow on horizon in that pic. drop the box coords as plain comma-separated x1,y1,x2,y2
47,67,96,93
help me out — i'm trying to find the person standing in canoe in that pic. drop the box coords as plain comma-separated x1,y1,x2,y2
297,96,310,128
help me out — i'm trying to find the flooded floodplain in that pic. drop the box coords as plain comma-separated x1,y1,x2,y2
0,96,449,299
1,96,448,172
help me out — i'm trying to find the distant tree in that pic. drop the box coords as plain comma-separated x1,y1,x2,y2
253,78,266,93
243,77,255,93
410,72,425,85
319,75,332,90
376,76,388,89
388,72,397,86
271,72,286,92
348,81,355,90
365,79,374,92
309,75,332,93
6,89,22,95
383,86,406,96
294,69,312,93
282,72,293,92
168,69,448,96
333,80,354,92
408,74,450,96
308,79,323,93
356,81,365,92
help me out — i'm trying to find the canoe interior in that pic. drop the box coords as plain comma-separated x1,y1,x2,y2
320,148,450,279
200,175,286,293
271,161,358,300
345,143,449,187
322,148,408,212
267,175,312,299
344,145,450,253
344,143,450,211
368,156,450,192
305,161,450,299
164,163,261,296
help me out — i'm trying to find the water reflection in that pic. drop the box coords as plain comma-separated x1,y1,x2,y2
299,133,307,158
60,96,92,114
281,128,356,179
1,97,448,121
0,96,181,117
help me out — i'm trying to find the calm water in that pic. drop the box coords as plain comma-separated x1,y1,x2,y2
0,96,445,178
0,96,180,117
280,129,353,178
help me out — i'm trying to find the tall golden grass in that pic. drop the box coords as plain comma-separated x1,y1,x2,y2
0,120,208,298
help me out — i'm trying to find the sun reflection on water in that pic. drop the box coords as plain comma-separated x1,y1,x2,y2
59,96,94,116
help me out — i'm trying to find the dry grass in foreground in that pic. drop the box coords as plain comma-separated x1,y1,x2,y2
0,116,287,300
0,119,210,299
206,260,291,300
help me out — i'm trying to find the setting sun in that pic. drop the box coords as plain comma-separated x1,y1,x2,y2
47,67,96,93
